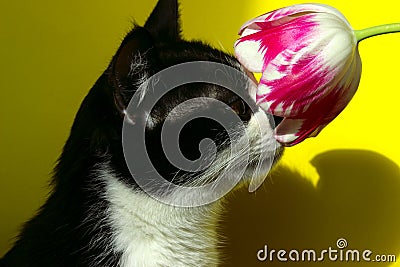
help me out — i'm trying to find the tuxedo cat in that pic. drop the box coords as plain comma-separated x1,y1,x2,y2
1,0,283,266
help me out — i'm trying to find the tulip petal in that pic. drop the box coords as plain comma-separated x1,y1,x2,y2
274,117,326,146
274,118,305,145
275,117,326,146
256,12,357,118
234,38,267,73
234,3,353,74
238,4,351,35
274,57,361,147
256,47,334,117
235,13,319,73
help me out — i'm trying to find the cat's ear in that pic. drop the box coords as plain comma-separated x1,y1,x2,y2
109,0,181,115
108,27,157,114
144,0,181,42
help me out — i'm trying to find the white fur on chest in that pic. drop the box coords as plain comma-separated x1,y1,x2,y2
102,172,221,267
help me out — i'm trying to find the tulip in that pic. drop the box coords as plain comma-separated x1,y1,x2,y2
234,4,400,146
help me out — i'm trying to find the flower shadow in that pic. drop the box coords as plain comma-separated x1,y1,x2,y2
219,149,400,266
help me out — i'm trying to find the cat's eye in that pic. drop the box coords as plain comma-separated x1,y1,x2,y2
230,99,252,121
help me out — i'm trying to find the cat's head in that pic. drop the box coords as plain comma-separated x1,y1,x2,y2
62,0,283,206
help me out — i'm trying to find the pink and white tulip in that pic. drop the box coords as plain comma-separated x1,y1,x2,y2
235,4,361,146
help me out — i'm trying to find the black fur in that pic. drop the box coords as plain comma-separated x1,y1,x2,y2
1,0,260,266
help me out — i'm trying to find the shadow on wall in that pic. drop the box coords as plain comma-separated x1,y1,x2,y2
220,149,400,267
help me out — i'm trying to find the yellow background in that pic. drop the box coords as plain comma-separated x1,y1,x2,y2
0,0,399,266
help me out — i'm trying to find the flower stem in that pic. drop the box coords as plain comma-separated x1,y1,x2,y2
355,23,400,42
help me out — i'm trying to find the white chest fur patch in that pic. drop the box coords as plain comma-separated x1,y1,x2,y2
100,170,221,267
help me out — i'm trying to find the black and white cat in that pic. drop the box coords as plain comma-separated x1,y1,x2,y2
1,0,283,266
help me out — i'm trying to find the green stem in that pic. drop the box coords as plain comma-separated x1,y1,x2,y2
355,23,400,42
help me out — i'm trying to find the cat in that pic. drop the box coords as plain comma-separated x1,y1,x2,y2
1,0,283,266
